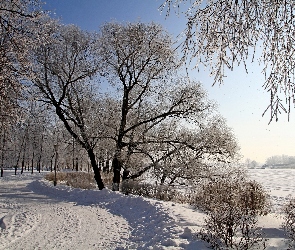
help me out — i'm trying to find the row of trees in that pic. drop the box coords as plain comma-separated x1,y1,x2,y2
1,0,241,190
2,0,295,189
266,155,295,166
1,102,94,174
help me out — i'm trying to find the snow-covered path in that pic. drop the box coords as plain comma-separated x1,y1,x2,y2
0,171,207,249
1,169,295,249
0,172,130,250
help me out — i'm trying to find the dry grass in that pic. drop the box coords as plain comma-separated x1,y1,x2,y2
45,171,113,189
101,171,113,188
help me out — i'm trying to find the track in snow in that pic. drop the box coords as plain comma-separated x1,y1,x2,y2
0,172,130,250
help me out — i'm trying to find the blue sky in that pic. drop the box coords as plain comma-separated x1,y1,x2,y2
42,0,295,163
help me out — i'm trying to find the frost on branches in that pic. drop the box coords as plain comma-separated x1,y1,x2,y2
282,196,295,248
161,0,295,122
0,0,45,127
97,22,239,190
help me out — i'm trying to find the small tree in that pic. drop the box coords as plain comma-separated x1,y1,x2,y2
282,196,295,248
195,177,270,249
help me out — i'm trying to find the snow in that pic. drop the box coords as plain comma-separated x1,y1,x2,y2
0,169,294,249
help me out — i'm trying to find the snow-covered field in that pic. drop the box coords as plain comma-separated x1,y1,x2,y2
0,169,294,249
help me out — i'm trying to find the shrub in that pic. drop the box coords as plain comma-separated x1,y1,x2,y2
282,196,295,248
121,179,191,203
194,178,270,249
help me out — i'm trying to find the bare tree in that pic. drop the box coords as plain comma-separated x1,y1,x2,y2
29,23,105,189
3,97,53,173
98,21,239,190
0,0,44,127
98,22,185,190
149,118,239,186
161,0,295,122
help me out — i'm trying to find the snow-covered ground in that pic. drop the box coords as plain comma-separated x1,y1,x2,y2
0,169,294,249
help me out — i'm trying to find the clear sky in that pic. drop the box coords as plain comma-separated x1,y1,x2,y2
42,0,295,164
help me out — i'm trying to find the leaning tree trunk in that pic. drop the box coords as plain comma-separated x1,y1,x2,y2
87,149,104,190
21,158,24,174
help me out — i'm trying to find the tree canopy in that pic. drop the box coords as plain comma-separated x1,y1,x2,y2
0,4,241,191
161,0,295,122
0,0,45,127
97,22,239,189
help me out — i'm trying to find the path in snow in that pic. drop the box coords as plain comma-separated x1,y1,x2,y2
27,174,207,249
1,169,294,249
0,172,130,250
0,171,207,249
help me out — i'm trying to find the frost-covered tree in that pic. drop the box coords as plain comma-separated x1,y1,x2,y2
97,22,239,190
3,98,54,173
0,0,46,127
161,0,295,121
266,154,295,166
29,24,105,189
98,22,180,190
150,117,239,186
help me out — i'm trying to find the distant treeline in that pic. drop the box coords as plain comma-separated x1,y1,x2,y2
265,155,295,167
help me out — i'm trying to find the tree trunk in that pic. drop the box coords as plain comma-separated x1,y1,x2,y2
111,86,129,191
87,149,104,190
37,161,40,173
37,133,44,173
112,157,122,191
75,158,79,171
54,106,104,189
21,159,24,174
122,169,129,181
31,151,34,174
160,173,167,184
106,156,110,173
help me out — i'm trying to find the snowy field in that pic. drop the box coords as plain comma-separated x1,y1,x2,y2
0,169,294,249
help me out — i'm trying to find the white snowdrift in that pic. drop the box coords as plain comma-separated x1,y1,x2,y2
0,169,294,249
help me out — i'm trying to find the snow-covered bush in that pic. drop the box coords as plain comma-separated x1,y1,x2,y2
194,178,270,249
282,196,295,248
121,180,191,203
